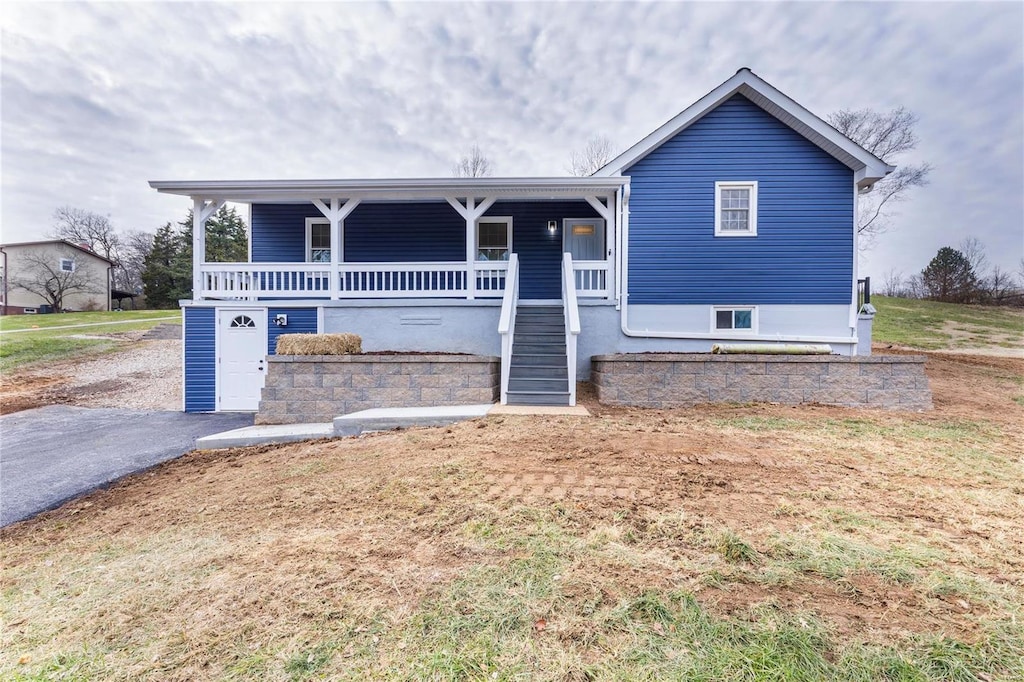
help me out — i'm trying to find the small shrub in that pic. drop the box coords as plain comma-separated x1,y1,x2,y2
275,333,361,355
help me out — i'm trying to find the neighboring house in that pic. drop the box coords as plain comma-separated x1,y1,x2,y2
151,68,893,412
0,240,113,314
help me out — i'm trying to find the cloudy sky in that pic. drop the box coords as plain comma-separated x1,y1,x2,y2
2,1,1022,279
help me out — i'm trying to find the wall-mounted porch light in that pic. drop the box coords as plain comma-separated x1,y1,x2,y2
547,220,558,234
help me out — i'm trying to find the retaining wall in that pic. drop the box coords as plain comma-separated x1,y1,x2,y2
592,353,932,410
257,354,500,424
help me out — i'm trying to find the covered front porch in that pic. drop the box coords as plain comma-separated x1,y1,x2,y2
150,177,627,303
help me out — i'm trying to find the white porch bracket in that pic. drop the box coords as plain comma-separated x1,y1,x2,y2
312,198,360,299
584,195,615,224
192,198,226,299
446,195,497,299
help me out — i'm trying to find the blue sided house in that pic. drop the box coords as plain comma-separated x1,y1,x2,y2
152,69,893,413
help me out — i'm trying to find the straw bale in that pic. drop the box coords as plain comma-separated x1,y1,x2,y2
275,333,362,355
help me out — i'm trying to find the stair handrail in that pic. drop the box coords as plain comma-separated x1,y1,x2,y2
497,253,520,404
561,252,581,406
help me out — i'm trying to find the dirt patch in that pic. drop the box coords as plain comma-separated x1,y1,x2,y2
0,333,181,413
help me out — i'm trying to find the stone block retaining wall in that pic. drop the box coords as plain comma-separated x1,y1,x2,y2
592,354,932,410
257,354,500,424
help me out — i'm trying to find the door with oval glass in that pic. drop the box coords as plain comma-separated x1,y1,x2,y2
217,308,267,411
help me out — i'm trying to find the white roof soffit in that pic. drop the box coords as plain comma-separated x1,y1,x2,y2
148,177,628,202
595,68,895,186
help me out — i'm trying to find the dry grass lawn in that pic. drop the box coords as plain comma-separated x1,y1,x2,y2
2,352,1023,680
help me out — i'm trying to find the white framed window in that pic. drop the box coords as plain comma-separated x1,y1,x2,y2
476,217,512,261
714,181,758,236
59,258,75,272
712,306,758,333
305,218,331,263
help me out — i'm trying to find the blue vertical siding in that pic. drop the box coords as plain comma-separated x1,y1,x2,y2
625,94,854,305
184,307,215,412
267,307,319,354
485,201,600,299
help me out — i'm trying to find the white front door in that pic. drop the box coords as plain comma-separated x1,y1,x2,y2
218,308,267,411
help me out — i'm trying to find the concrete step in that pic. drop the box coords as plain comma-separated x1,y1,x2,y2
506,390,571,406
333,404,493,436
508,377,569,392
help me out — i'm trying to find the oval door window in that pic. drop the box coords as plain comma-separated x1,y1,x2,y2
230,315,256,328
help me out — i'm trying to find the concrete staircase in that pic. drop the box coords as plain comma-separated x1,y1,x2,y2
506,304,570,406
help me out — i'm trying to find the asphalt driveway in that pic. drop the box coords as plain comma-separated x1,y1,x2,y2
0,405,253,527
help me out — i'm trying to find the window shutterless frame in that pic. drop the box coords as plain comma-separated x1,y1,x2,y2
305,217,331,263
714,181,758,236
711,306,758,333
475,216,512,261
59,258,75,272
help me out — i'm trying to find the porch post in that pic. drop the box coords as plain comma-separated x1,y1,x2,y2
192,198,224,301
585,194,617,300
465,197,476,300
313,198,360,300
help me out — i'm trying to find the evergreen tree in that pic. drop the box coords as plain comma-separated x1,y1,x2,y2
921,247,979,303
141,222,186,308
142,206,249,308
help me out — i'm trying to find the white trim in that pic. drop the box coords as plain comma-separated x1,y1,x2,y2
711,305,759,333
474,216,513,262
714,181,758,237
595,68,894,185
316,305,325,333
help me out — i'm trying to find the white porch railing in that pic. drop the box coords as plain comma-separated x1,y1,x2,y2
573,260,610,297
497,253,520,405
199,261,509,300
198,258,606,301
561,253,581,406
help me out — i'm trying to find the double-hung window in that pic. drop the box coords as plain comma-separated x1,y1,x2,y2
714,181,758,236
713,306,757,333
59,258,75,272
476,217,511,261
306,219,331,263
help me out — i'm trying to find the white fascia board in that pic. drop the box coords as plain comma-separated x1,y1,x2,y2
595,68,895,183
149,177,629,202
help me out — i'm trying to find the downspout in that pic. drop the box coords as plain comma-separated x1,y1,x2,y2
1,247,7,315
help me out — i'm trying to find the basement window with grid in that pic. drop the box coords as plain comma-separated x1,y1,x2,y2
714,181,758,236
714,307,756,332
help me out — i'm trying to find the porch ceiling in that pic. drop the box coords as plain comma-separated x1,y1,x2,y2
149,177,628,202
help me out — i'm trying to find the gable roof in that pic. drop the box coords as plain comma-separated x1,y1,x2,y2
595,68,895,188
0,239,114,264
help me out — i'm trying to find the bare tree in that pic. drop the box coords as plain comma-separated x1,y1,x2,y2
568,135,615,176
116,230,154,294
958,236,988,280
10,246,104,310
983,265,1017,305
452,144,494,178
50,206,122,262
828,107,932,242
880,268,906,297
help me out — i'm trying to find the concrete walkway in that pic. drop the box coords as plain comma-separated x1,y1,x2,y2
196,403,590,449
0,405,252,526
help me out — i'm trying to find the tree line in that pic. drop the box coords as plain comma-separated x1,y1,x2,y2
38,205,247,310
881,238,1024,306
